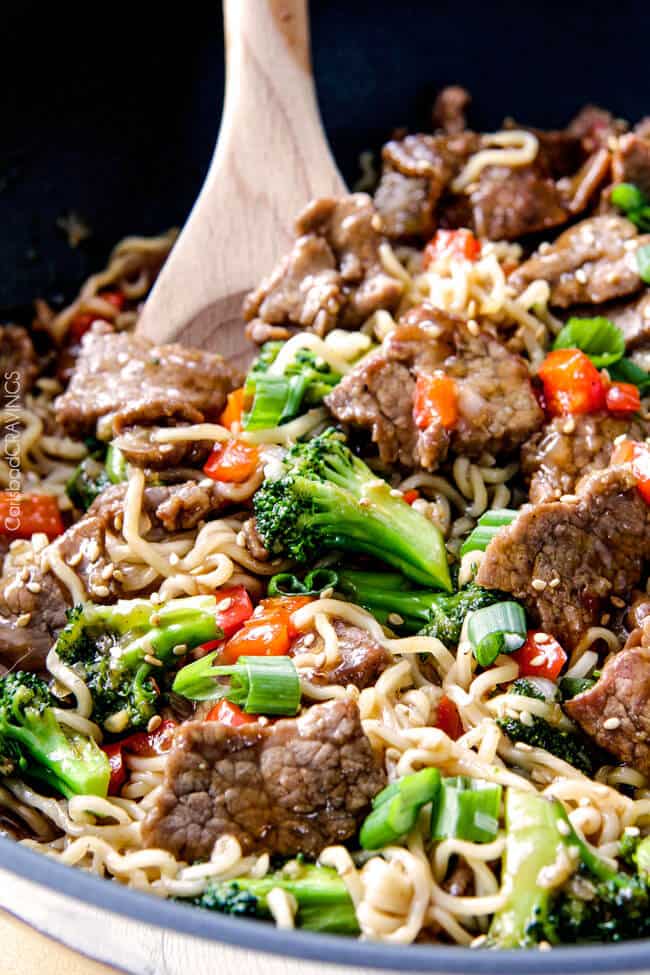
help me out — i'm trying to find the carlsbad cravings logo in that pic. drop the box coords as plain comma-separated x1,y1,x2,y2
3,370,22,532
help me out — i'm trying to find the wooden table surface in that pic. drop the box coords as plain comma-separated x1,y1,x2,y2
1,910,115,975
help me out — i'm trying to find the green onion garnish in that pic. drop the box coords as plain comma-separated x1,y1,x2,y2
172,653,301,715
360,768,441,851
467,601,527,667
243,375,310,430
552,316,625,368
268,568,339,597
637,244,650,285
608,357,650,395
459,509,517,558
431,776,502,843
105,442,127,483
611,182,646,213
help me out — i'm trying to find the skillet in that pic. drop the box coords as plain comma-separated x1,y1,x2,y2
2,1,650,970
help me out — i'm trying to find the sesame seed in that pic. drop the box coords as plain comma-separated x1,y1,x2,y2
150,613,161,627
93,584,110,598
467,319,480,336
539,941,552,952
302,632,315,647
150,592,161,605
172,644,188,656
147,715,162,733
144,654,164,667
549,577,561,588
112,569,124,583
624,239,638,251
169,552,180,566
575,269,588,284
388,612,404,625
359,497,371,507
199,478,214,489
26,581,41,594
611,596,625,608
101,562,115,580
557,819,570,836
86,540,100,563
16,613,31,627
216,597,233,612
560,493,578,503
19,568,30,583
67,551,83,567
562,417,575,434
471,935,487,948
533,632,549,644
625,825,641,837
114,514,123,532
529,654,546,667
236,531,246,547
614,433,628,446
389,488,403,498
371,214,383,232
531,578,547,592
603,717,621,730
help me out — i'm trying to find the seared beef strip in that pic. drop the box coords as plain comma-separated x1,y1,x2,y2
509,215,650,308
612,133,650,198
567,105,628,153
476,466,650,649
244,194,403,339
0,325,39,399
0,479,248,669
142,699,386,860
325,305,542,470
432,86,471,135
521,412,650,504
290,619,391,689
565,613,650,774
55,324,238,466
602,290,650,351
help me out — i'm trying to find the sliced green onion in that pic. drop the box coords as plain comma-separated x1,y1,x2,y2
467,601,526,667
611,182,647,213
173,653,300,715
431,776,502,843
106,443,127,483
243,375,310,431
267,568,339,597
360,768,441,851
636,244,650,285
459,509,517,557
608,357,650,394
552,316,625,368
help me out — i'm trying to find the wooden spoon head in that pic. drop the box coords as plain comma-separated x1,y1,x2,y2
169,290,255,374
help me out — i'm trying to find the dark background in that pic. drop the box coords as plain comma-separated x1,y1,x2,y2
2,0,649,317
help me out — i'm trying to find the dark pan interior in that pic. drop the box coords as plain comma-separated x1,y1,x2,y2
3,1,650,969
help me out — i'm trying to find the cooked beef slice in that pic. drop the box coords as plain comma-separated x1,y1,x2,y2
113,401,211,469
456,164,569,241
0,562,68,670
476,466,650,649
0,479,239,670
432,86,471,135
602,290,650,351
325,305,542,470
55,324,238,465
567,105,628,153
521,412,650,504
565,638,650,774
240,517,270,562
290,619,391,689
509,215,650,307
374,132,479,240
0,325,39,399
243,194,403,339
612,133,650,198
142,699,386,860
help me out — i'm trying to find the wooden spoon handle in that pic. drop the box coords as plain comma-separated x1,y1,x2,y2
137,0,345,357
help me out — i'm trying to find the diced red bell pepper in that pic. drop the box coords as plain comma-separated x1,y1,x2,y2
203,439,259,483
435,694,463,740
402,489,420,505
102,742,127,796
413,372,459,430
512,631,567,680
99,290,125,310
538,349,606,417
423,229,481,267
612,440,650,504
219,388,247,430
605,382,641,415
220,595,313,664
214,585,254,637
205,700,258,726
69,312,96,342
0,492,64,540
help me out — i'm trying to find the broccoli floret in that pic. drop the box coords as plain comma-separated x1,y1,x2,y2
0,672,110,797
336,569,498,638
66,457,110,511
496,715,597,777
253,430,451,589
510,678,546,701
189,862,359,935
54,595,223,733
489,789,650,947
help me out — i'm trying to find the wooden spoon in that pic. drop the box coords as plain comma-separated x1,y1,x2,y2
136,0,345,369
